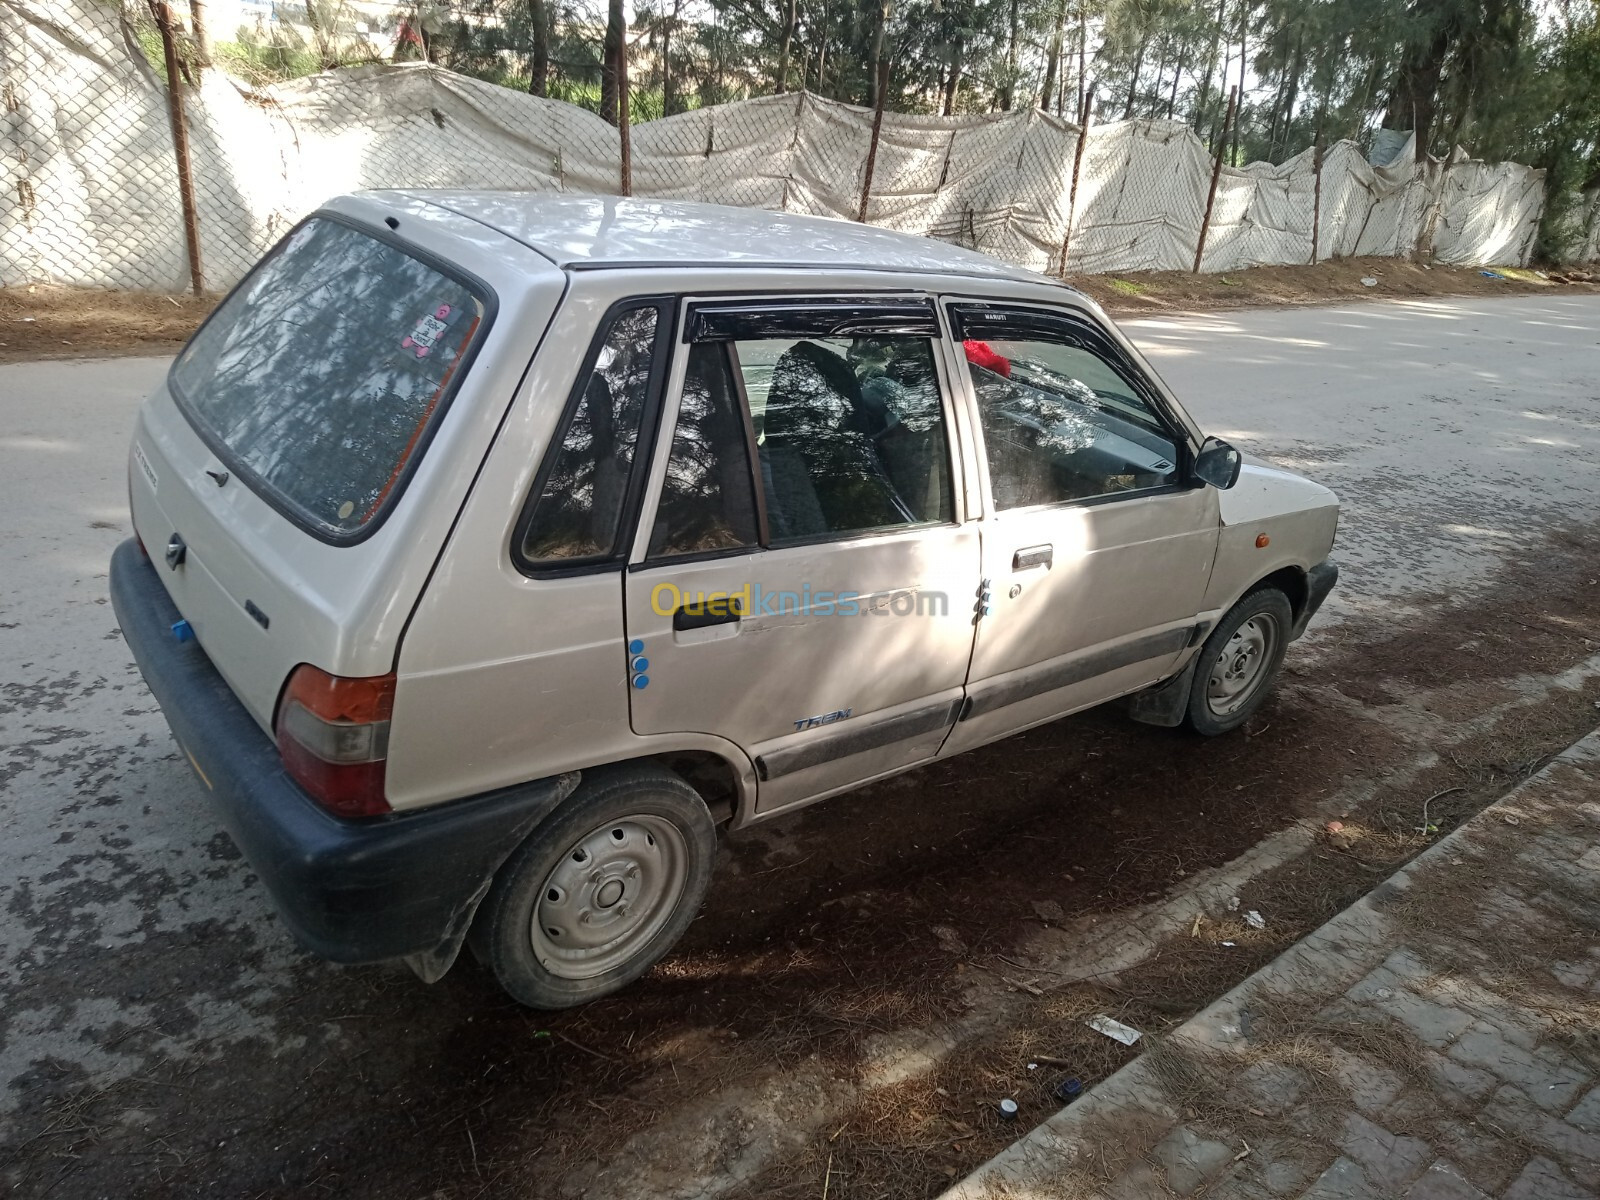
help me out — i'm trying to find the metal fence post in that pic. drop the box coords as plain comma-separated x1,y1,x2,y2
856,60,889,223
1192,84,1235,274
1310,125,1323,265
1056,97,1092,278
150,1,204,296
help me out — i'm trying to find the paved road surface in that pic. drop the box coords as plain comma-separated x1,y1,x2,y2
1,294,1597,1193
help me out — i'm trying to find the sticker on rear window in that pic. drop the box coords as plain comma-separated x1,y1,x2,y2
401,304,453,359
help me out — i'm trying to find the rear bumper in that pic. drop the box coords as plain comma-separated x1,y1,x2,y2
1291,558,1339,640
109,539,577,966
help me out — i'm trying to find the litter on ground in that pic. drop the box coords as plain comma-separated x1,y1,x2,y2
1086,1015,1142,1046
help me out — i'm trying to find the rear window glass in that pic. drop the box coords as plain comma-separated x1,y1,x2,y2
170,217,488,538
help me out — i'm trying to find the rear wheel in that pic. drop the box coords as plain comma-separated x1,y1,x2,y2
476,764,716,1009
1184,587,1293,736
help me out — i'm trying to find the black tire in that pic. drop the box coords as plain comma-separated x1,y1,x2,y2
474,763,716,1009
1184,586,1294,736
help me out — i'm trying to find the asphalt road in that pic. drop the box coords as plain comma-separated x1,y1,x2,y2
1,293,1597,1194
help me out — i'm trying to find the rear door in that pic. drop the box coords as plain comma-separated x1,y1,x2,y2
622,296,981,815
939,300,1221,756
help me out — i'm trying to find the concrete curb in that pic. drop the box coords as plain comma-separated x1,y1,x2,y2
937,725,1600,1200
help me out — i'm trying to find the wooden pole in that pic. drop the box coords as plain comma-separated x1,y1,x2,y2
617,13,631,196
1056,96,1092,278
1310,124,1323,265
856,60,889,223
151,1,204,296
1192,84,1235,274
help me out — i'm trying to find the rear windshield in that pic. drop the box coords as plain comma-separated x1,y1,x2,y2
170,216,489,539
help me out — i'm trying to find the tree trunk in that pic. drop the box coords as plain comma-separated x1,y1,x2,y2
1232,2,1246,164
1001,0,1019,110
1151,38,1169,119
527,0,548,95
1277,34,1303,160
943,36,962,115
775,0,798,94
1076,3,1087,120
600,0,623,125
660,0,677,113
867,0,887,107
1041,0,1067,112
1167,42,1187,118
1265,59,1289,159
1123,29,1150,119
189,0,213,65
1194,0,1224,132
1382,0,1453,163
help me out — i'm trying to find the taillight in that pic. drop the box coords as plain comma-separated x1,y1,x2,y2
274,665,396,818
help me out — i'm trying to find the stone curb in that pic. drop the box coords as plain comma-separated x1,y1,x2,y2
938,725,1600,1200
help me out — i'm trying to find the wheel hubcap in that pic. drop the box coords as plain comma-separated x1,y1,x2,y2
531,815,688,980
1207,613,1281,718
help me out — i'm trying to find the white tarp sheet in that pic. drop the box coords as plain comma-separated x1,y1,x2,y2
0,0,1575,293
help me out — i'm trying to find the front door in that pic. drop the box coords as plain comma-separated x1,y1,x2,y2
624,296,981,815
940,301,1222,756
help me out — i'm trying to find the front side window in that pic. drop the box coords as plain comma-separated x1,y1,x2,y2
171,217,489,538
649,326,954,557
959,317,1181,511
521,305,662,566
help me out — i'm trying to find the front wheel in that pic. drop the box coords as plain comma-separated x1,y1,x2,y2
474,763,717,1009
1184,587,1293,736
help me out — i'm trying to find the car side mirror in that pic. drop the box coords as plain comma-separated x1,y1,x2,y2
1194,437,1242,490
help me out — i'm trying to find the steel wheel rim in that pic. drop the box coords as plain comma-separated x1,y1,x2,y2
531,814,689,980
1207,612,1281,718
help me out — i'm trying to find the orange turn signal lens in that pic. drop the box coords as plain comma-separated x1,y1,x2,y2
1255,534,1271,548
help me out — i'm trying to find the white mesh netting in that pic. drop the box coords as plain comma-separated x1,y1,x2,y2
2,0,1586,293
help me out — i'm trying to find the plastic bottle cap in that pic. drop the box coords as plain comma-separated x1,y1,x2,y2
998,1098,1019,1119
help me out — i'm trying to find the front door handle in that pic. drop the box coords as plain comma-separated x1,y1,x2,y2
1012,544,1053,571
673,596,744,632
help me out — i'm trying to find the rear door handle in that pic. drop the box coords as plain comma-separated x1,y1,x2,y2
1012,544,1053,571
673,596,744,631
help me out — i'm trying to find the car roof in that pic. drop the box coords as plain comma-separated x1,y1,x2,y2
379,191,1056,286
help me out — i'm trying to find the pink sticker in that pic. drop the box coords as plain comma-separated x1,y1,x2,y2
404,307,450,357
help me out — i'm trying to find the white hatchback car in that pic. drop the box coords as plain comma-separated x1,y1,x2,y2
112,194,1338,1008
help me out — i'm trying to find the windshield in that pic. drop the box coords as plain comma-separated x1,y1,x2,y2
170,217,489,539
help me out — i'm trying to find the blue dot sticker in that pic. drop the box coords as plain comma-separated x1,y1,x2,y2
628,639,644,655
632,674,650,689
631,656,649,672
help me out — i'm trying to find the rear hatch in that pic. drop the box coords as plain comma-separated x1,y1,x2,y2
127,198,563,738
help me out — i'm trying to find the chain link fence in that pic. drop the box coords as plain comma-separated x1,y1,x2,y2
2,0,1590,296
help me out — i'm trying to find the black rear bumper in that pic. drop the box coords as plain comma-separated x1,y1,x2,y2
109,539,577,967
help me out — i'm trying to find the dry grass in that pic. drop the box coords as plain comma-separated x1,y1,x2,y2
1079,255,1600,316
0,284,214,362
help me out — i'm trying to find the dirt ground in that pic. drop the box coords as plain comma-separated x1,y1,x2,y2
5,519,1599,1200
2,257,1595,363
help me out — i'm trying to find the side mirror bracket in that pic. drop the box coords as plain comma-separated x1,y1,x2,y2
1194,436,1242,490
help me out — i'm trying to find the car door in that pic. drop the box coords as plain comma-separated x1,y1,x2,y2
622,295,982,816
939,299,1222,757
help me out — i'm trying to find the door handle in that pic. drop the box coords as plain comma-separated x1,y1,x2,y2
672,595,744,631
1012,544,1053,571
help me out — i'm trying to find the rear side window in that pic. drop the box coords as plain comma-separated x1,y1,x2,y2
170,216,489,539
520,304,664,566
